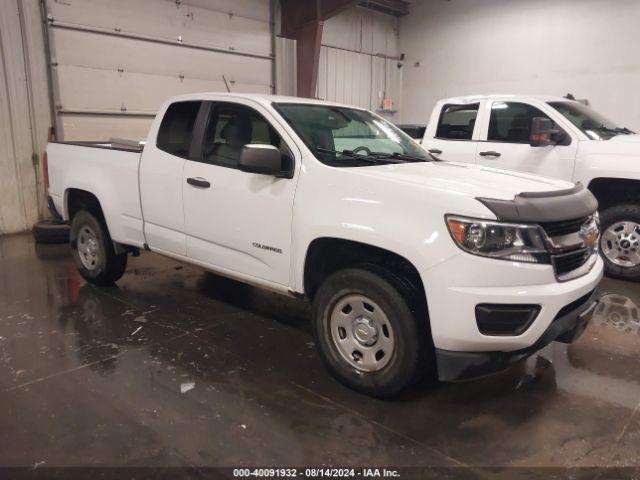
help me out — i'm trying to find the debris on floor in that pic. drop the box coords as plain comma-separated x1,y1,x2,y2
131,326,143,336
180,382,195,394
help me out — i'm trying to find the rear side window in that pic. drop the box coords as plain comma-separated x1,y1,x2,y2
157,101,201,157
436,103,479,140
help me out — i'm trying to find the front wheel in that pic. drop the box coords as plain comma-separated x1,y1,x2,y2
599,204,640,281
311,267,432,397
70,210,127,286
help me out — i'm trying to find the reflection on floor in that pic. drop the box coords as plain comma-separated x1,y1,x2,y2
1,233,640,470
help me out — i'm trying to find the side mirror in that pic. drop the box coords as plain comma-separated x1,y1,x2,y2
239,144,286,177
530,117,558,147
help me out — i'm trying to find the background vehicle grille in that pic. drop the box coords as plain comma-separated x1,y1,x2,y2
540,216,589,237
552,248,591,277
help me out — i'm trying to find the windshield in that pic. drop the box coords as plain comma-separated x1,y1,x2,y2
274,103,431,167
548,101,633,140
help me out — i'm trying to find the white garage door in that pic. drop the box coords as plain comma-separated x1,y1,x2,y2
45,0,274,141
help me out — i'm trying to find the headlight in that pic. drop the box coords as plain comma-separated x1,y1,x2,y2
446,216,550,263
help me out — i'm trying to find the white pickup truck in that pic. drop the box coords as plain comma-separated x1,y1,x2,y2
422,95,640,281
46,93,602,397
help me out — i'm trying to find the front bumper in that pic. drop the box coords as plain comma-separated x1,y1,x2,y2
435,287,599,381
420,252,603,381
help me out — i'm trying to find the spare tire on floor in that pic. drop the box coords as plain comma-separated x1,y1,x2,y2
32,220,70,244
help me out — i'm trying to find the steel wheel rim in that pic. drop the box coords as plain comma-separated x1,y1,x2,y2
77,225,100,271
329,294,395,372
601,221,640,267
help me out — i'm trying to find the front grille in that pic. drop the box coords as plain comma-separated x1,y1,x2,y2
541,215,597,279
540,216,589,237
552,248,591,277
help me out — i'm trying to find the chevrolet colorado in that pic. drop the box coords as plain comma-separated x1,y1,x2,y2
422,94,640,281
46,93,602,397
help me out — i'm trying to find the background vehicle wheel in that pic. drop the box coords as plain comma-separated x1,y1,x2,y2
311,266,433,398
599,204,640,281
32,219,70,244
70,210,127,286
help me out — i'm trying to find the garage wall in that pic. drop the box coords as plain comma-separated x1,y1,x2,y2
400,0,640,129
45,0,275,141
0,0,51,235
317,6,401,119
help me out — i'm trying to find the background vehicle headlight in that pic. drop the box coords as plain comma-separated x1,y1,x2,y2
446,216,550,263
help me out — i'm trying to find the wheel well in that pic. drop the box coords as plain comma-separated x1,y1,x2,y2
66,189,105,222
589,178,640,210
303,238,426,302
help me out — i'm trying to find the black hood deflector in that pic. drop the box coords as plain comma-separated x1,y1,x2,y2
477,183,598,223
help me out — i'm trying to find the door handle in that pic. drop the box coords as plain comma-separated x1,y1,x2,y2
479,151,501,158
186,177,211,188
428,149,443,155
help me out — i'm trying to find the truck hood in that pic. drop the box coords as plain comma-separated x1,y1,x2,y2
580,134,640,159
609,134,640,145
352,160,574,201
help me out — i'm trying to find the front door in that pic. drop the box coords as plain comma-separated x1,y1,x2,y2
182,101,298,286
475,101,577,181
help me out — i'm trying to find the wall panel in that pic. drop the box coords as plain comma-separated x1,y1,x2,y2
0,0,46,234
400,0,640,127
318,6,401,119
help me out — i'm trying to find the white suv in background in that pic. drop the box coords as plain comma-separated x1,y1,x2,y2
422,95,640,281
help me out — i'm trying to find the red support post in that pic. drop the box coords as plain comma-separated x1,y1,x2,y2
280,0,358,98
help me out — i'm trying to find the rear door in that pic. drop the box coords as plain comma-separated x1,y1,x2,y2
475,101,577,180
422,102,483,163
140,101,204,256
182,100,298,286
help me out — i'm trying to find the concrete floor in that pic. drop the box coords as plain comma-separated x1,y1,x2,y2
1,233,640,475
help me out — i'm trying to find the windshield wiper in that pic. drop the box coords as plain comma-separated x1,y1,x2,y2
590,124,634,135
314,147,405,165
366,151,431,163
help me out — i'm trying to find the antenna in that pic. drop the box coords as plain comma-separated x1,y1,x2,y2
222,75,231,93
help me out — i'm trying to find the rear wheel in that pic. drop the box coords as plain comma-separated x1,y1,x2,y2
311,266,432,397
70,210,127,285
600,204,640,281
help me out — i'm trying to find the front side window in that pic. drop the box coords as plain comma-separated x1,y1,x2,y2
156,101,201,157
436,103,479,140
275,103,430,167
548,101,632,140
201,103,285,168
488,102,563,144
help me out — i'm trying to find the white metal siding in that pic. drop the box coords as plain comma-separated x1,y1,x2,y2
0,0,49,234
317,7,401,118
45,0,275,140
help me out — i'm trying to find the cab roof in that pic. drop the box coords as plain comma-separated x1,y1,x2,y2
164,92,365,111
437,94,573,105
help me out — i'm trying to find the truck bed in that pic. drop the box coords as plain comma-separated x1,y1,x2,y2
47,140,146,249
53,138,145,153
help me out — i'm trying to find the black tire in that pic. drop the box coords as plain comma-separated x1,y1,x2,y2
599,204,640,281
311,266,433,398
32,219,70,244
70,210,127,286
